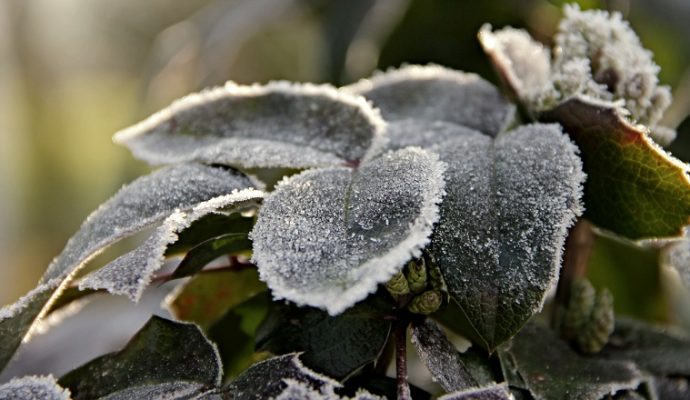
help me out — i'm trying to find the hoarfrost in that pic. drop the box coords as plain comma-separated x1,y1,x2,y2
275,380,384,400
99,381,205,400
0,375,71,400
437,383,513,400
430,123,584,349
251,147,446,315
0,164,254,371
79,189,264,301
384,119,484,151
114,81,387,169
347,64,515,136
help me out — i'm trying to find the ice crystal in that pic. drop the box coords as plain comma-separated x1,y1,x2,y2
0,376,71,400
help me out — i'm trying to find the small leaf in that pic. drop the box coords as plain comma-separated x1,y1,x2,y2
99,382,206,400
430,123,584,350
347,64,515,137
0,376,71,400
438,383,512,400
167,268,267,329
166,213,255,256
114,81,386,169
78,189,264,301
171,233,252,280
410,318,477,392
224,354,341,399
58,316,222,400
542,96,690,239
499,323,644,400
0,164,254,371
256,297,393,380
251,147,446,315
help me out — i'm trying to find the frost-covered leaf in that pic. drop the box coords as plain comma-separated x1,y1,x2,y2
251,147,446,315
78,189,263,301
410,318,476,391
542,96,690,239
430,123,584,350
347,65,515,137
256,297,392,380
58,316,221,400
0,376,71,400
601,318,690,377
114,81,386,169
167,268,267,329
274,380,384,400
170,233,252,280
438,383,512,400
383,119,484,152
224,353,342,399
99,381,206,400
499,323,645,400
663,240,690,291
0,164,253,372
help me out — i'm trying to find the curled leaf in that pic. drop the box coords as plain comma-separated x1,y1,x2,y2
115,81,387,168
347,64,515,137
430,123,584,350
251,147,446,315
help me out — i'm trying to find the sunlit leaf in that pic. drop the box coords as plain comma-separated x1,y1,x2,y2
0,376,71,400
166,268,267,329
114,81,387,169
499,323,644,400
0,164,253,372
251,147,445,315
410,318,476,392
256,297,392,380
58,316,222,400
542,97,690,239
347,64,515,137
430,123,584,350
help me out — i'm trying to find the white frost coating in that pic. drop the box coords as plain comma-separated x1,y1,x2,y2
437,383,513,400
346,64,515,136
383,119,484,151
274,379,384,400
114,81,387,168
0,375,71,400
79,189,264,302
430,123,585,346
0,278,59,321
100,381,206,400
252,147,446,315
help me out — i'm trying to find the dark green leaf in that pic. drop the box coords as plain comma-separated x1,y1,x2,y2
499,323,644,400
171,233,252,280
341,374,431,400
59,316,221,399
99,381,207,400
166,214,255,256
166,268,266,329
430,123,584,350
410,318,476,391
0,376,71,400
256,297,393,380
438,383,512,400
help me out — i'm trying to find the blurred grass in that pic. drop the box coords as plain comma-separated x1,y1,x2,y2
0,0,688,310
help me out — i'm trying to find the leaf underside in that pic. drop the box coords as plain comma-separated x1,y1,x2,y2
114,81,386,169
430,123,584,350
251,147,445,315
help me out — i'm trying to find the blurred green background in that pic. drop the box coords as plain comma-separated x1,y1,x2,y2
1,0,689,307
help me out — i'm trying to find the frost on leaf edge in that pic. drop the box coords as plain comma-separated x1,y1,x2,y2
113,80,389,167
0,375,72,400
252,147,446,315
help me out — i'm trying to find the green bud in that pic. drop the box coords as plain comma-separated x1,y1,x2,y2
385,271,410,297
408,290,442,315
563,278,595,340
576,288,614,354
406,258,428,293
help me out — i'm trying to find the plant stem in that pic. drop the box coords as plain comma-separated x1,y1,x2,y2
395,319,411,400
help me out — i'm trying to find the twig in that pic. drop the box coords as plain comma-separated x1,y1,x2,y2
395,319,411,400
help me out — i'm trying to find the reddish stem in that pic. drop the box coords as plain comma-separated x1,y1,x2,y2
395,319,411,400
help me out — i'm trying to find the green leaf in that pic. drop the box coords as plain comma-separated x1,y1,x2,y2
499,323,644,400
166,268,266,329
410,318,477,391
438,383,512,400
542,97,690,239
251,147,446,315
114,82,386,169
256,296,392,380
166,213,255,256
171,233,252,280
0,164,254,372
208,292,271,378
601,318,690,377
99,382,207,400
430,123,584,350
347,64,515,137
58,316,221,400
0,376,71,400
